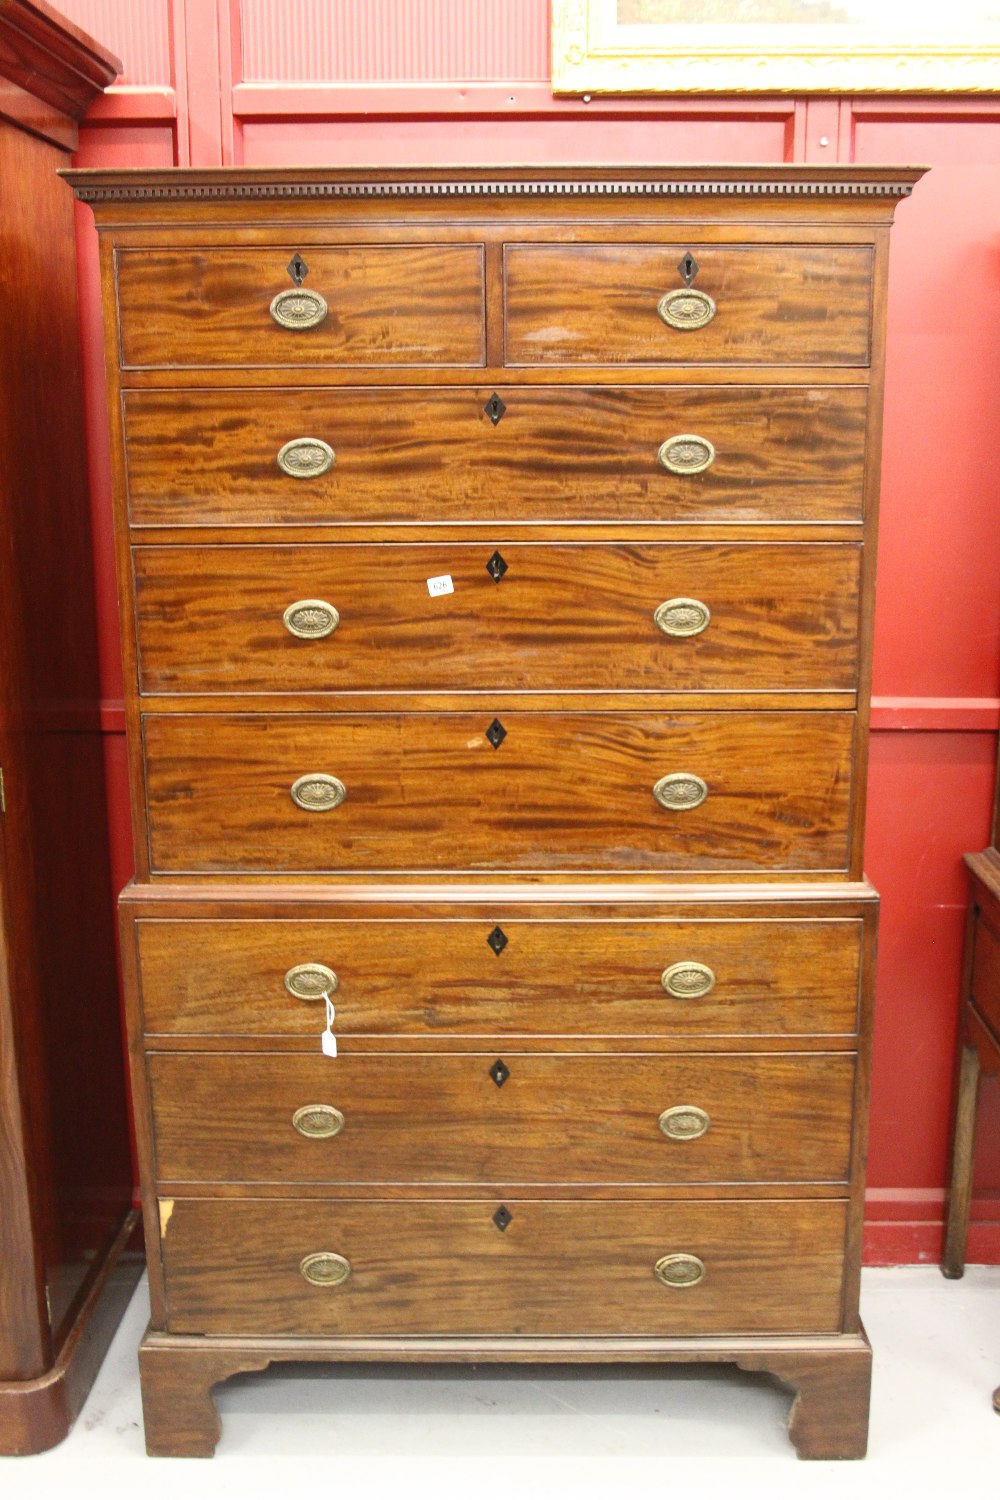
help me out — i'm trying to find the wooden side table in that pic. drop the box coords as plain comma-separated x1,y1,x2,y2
942,837,1000,1413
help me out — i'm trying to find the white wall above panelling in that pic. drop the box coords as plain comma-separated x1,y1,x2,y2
240,0,548,82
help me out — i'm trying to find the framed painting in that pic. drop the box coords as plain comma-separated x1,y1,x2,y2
551,0,1000,93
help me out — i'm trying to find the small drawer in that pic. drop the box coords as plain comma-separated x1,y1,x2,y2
148,1051,855,1186
971,911,1000,1039
115,245,485,368
158,1196,849,1337
141,709,855,875
133,542,862,697
504,244,873,366
122,385,868,528
135,915,863,1039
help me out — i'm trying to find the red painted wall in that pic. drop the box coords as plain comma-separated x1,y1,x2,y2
60,0,1000,1264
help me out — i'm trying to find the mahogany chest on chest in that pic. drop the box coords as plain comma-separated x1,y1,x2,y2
66,164,920,1458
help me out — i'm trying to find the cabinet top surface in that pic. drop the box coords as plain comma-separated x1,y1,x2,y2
62,163,926,207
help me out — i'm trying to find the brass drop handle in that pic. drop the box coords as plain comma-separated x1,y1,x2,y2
657,435,715,476
654,1253,705,1288
290,774,347,811
657,288,716,331
277,438,335,479
300,1251,351,1287
285,963,338,1001
659,1105,710,1141
292,1104,345,1139
283,599,340,639
654,598,710,638
270,287,329,330
661,962,716,999
653,773,708,811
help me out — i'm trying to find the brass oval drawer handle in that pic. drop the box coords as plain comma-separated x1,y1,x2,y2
653,773,708,811
657,288,716,332
290,773,347,812
654,598,710,639
292,1104,345,1139
285,962,339,1001
283,599,340,640
277,437,335,479
654,1253,705,1288
659,1105,710,1141
657,435,715,476
661,961,716,999
300,1251,351,1287
270,287,329,331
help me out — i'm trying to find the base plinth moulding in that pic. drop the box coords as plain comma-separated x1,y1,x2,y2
138,1325,872,1461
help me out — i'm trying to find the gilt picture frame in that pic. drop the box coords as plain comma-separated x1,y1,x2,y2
551,0,1000,94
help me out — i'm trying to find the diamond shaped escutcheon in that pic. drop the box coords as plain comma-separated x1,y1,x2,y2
486,549,508,582
487,925,509,956
287,252,308,285
484,393,507,425
486,718,507,749
489,1059,510,1088
493,1205,513,1232
677,250,699,286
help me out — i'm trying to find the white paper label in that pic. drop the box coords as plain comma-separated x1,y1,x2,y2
321,992,337,1057
427,574,454,597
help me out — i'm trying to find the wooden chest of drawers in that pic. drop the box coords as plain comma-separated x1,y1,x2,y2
67,164,921,1459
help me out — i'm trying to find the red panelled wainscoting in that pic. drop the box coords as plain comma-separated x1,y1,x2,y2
58,0,1000,1264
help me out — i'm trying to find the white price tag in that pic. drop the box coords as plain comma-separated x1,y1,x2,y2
427,574,454,597
321,992,337,1057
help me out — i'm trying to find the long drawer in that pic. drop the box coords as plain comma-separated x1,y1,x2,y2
133,543,862,696
135,915,863,1038
148,1051,856,1185
115,245,486,368
504,244,873,366
141,710,855,874
122,385,868,528
158,1196,849,1336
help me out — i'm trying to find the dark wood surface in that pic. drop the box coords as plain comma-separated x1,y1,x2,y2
132,542,861,695
122,384,869,529
70,164,915,1458
134,913,863,1040
141,709,856,876
0,2,137,1457
503,243,873,366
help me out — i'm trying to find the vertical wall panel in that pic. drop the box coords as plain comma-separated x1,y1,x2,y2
240,0,548,82
55,0,173,86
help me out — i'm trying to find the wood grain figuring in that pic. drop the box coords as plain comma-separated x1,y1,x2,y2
135,915,863,1039
115,245,486,368
158,1196,849,1337
121,385,869,528
148,1050,855,1186
504,245,873,367
132,543,862,696
141,710,855,874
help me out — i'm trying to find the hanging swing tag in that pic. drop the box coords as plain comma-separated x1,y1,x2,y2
321,992,337,1057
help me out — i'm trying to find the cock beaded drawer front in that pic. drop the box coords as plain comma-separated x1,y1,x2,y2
68,165,921,1460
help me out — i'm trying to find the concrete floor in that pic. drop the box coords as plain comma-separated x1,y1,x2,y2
5,1267,1000,1498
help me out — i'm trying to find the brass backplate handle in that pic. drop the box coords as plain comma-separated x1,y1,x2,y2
661,961,716,999
653,773,708,811
300,1251,351,1287
285,962,339,1001
292,1104,345,1140
270,287,329,330
290,774,347,812
657,287,716,331
277,438,335,479
283,599,340,639
654,1253,706,1288
659,1105,711,1141
657,435,716,476
654,598,710,639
